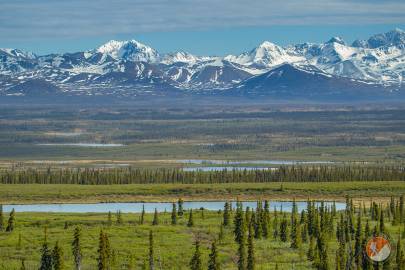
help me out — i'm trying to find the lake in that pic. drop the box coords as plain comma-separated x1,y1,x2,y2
177,159,333,165
182,167,276,172
36,143,124,147
3,201,345,213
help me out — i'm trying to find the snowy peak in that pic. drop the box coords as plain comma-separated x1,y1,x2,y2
0,48,36,59
161,51,199,65
352,28,405,49
224,41,304,68
96,40,160,62
326,37,346,45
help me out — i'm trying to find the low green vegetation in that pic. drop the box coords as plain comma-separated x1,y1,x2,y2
0,197,404,269
1,105,405,163
0,181,404,204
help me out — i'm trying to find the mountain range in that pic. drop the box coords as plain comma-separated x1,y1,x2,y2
1,29,405,102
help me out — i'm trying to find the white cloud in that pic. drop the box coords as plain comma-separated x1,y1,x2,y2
1,0,405,40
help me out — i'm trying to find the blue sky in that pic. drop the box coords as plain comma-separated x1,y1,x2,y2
1,0,405,55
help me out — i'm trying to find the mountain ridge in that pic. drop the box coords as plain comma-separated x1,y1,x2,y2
1,28,405,101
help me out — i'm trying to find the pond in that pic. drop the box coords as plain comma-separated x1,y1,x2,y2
3,201,345,213
182,167,276,172
36,143,124,147
177,159,333,165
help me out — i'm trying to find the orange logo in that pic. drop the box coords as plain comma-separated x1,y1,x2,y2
365,236,391,262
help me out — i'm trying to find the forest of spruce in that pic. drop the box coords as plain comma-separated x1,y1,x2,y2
1,196,405,269
1,165,405,185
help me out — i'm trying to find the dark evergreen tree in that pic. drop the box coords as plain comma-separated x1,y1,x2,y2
380,210,386,234
97,230,111,270
188,209,194,227
116,210,123,225
107,211,112,226
140,205,145,225
0,204,3,231
247,220,255,270
152,208,159,226
39,227,52,270
273,208,279,239
263,200,270,238
208,240,220,270
314,233,329,270
190,240,202,270
178,198,184,216
307,236,315,261
52,241,65,270
171,203,177,225
280,214,288,242
234,202,246,245
354,213,363,269
223,202,230,226
6,208,15,232
396,232,404,270
400,195,404,224
72,227,82,270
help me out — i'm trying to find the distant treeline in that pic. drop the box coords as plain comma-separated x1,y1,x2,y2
0,165,404,185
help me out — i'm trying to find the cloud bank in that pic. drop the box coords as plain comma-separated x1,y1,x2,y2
1,0,405,41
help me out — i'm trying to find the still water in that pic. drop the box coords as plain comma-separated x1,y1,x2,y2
4,201,345,213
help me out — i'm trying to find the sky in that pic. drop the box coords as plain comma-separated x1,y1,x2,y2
1,0,405,56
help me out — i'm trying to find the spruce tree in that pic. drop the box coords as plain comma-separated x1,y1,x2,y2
263,200,270,238
178,198,184,216
149,230,154,270
171,203,177,225
39,227,52,270
52,241,65,270
273,208,279,239
354,213,363,269
0,204,3,231
208,240,220,270
190,240,202,270
72,227,82,270
223,202,230,226
314,233,329,270
116,210,123,225
247,220,255,270
140,205,145,225
152,208,159,226
97,230,111,270
396,232,403,270
107,211,112,226
237,235,246,270
188,209,194,227
253,211,262,239
234,202,246,245
280,214,288,242
380,210,386,234
6,208,15,232
401,195,404,224
307,236,315,261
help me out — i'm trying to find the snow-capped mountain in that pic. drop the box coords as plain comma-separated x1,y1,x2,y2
1,29,405,101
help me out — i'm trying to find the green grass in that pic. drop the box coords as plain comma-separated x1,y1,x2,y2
1,181,404,204
0,211,300,269
0,209,402,269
